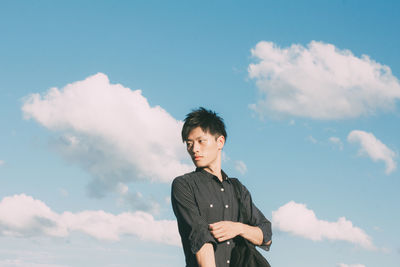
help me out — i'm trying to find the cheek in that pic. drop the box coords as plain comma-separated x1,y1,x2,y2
205,145,217,156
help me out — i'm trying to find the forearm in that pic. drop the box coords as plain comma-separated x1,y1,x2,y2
238,223,264,246
196,243,216,267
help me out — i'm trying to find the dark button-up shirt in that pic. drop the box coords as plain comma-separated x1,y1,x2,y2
171,168,272,267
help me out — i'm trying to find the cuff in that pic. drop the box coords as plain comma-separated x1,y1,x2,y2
257,224,272,251
259,239,272,251
189,226,216,254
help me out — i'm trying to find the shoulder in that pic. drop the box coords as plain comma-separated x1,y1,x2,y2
171,171,200,201
229,177,251,197
172,171,197,190
229,177,245,189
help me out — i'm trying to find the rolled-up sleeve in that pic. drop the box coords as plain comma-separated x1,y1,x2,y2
240,183,272,251
171,176,216,254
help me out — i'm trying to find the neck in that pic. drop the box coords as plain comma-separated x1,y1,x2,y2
202,153,223,181
203,166,222,181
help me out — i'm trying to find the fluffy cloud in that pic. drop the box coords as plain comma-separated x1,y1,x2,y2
0,194,180,246
248,41,400,119
337,264,366,267
348,130,396,174
22,73,192,197
116,189,160,214
234,160,247,175
272,201,375,250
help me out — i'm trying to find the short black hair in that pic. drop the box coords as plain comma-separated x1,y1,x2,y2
181,107,227,142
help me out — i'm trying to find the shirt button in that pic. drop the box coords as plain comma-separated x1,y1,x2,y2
227,260,230,264
225,204,229,208
210,204,213,208
221,188,225,192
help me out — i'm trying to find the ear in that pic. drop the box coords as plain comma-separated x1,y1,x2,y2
216,135,225,150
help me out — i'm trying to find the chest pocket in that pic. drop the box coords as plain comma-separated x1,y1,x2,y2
197,200,222,224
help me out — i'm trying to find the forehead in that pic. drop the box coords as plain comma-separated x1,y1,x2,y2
187,126,214,139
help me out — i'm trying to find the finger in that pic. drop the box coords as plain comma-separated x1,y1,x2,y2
212,228,227,237
214,233,225,241
210,224,223,231
209,223,220,230
217,236,228,242
214,233,224,239
210,229,224,237
210,222,223,228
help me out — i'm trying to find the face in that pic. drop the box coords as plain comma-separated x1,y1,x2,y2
185,127,225,170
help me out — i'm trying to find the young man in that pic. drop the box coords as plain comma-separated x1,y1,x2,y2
171,107,272,267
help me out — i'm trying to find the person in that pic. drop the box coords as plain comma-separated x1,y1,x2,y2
171,107,272,267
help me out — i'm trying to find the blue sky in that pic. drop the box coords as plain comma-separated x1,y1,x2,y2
1,1,400,266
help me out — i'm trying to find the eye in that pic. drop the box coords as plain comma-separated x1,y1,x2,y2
186,141,193,148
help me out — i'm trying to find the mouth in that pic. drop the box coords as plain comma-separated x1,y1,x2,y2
193,156,202,161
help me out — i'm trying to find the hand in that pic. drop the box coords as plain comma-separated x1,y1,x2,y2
209,221,243,242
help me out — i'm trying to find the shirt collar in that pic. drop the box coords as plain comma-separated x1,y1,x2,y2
195,167,231,183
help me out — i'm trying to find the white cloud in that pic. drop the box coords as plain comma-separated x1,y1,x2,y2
116,190,160,214
347,130,396,174
337,264,366,267
0,160,5,166
329,136,344,150
234,160,247,175
22,73,192,198
272,201,375,250
0,194,180,246
222,151,230,163
248,41,400,119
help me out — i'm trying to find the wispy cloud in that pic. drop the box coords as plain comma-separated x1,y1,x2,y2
22,73,192,198
272,201,375,250
0,194,180,246
234,160,248,175
329,136,344,150
0,160,5,166
348,130,396,174
58,188,69,197
307,135,318,144
248,41,400,119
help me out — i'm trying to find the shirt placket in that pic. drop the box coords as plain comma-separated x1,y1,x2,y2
221,180,233,265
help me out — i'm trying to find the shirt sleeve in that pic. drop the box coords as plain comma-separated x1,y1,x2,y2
171,176,217,254
239,181,272,251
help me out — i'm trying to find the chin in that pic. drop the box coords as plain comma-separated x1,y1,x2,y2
193,161,205,168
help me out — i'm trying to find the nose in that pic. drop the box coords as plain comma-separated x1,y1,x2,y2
190,141,200,154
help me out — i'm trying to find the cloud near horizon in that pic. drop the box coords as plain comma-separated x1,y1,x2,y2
248,41,400,119
0,259,69,267
0,194,180,246
348,130,396,174
272,201,375,250
337,264,366,267
22,73,192,198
